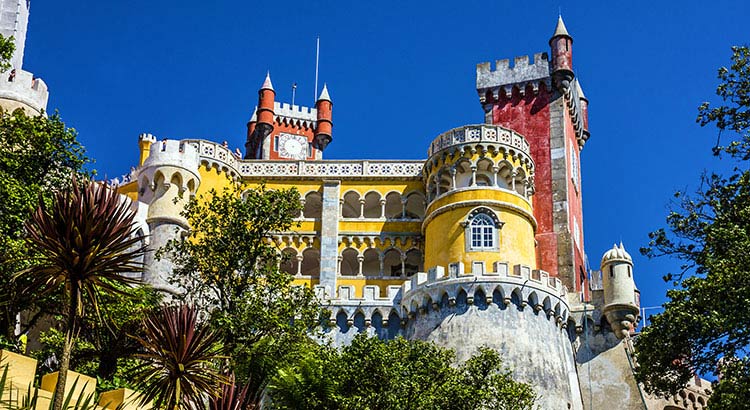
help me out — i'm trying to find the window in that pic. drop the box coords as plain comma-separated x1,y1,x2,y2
470,213,495,250
274,135,279,152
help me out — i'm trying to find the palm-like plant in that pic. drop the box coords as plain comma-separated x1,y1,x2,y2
209,373,250,410
17,178,145,410
131,304,227,410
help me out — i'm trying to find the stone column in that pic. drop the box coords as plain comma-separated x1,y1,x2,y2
380,199,386,219
470,165,477,186
295,254,303,276
357,255,364,277
359,198,365,219
492,166,499,186
319,180,341,298
450,167,457,189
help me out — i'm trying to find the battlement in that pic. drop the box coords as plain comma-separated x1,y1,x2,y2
141,139,200,173
138,132,157,144
249,102,318,128
400,261,570,323
0,69,49,114
476,52,550,90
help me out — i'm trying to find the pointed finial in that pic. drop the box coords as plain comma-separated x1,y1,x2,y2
261,71,274,91
552,15,571,38
318,83,331,102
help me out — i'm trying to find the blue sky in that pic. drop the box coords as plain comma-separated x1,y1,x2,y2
23,1,749,316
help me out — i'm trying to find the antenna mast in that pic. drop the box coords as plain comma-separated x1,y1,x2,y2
292,83,297,106
314,36,320,101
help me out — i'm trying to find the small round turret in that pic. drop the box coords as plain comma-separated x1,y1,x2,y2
601,243,639,338
137,138,201,292
314,84,333,152
245,72,276,159
549,16,574,89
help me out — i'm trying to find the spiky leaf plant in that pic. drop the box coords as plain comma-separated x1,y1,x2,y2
17,177,146,410
131,304,227,410
209,374,250,410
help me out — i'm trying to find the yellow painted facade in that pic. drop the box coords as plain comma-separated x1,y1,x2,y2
128,123,542,298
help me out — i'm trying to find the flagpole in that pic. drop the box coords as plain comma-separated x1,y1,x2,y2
314,36,320,101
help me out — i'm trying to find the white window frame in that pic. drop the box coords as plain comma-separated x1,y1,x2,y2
463,207,503,252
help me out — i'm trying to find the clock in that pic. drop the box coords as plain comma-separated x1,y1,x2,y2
278,133,308,160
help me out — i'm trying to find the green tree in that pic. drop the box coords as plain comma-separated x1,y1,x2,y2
18,178,146,410
33,283,161,392
635,46,750,407
163,184,321,406
268,334,537,410
0,110,89,346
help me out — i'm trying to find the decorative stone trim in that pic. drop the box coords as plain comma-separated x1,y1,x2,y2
422,199,537,234
427,124,531,158
239,159,424,179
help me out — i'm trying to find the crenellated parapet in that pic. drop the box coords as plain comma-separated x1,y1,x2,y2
0,69,49,114
476,53,551,102
400,262,569,323
273,102,317,128
318,283,406,343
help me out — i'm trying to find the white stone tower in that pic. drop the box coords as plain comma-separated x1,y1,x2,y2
600,243,640,338
0,0,48,114
136,136,201,292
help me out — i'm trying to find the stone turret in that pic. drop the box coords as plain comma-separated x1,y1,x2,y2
600,243,640,338
137,138,201,292
0,0,48,115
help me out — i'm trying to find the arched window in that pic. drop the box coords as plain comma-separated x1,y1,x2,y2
470,214,495,250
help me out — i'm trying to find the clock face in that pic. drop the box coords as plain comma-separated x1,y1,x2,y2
278,133,308,160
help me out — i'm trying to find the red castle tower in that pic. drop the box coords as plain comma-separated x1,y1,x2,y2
476,16,590,299
245,73,333,160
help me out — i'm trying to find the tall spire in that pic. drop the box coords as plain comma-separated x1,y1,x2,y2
318,83,331,102
551,15,571,39
261,71,274,91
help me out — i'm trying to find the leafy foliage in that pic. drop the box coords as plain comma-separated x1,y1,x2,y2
18,178,146,410
268,334,537,410
699,46,750,159
163,184,321,405
33,283,161,392
708,358,750,409
0,111,89,343
635,46,750,406
0,34,14,72
130,304,227,410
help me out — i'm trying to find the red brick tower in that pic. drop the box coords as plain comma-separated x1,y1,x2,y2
476,16,590,299
245,74,333,160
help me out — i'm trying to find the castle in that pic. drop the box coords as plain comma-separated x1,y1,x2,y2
2,3,712,409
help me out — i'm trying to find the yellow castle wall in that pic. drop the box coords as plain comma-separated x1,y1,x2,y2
423,189,536,271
